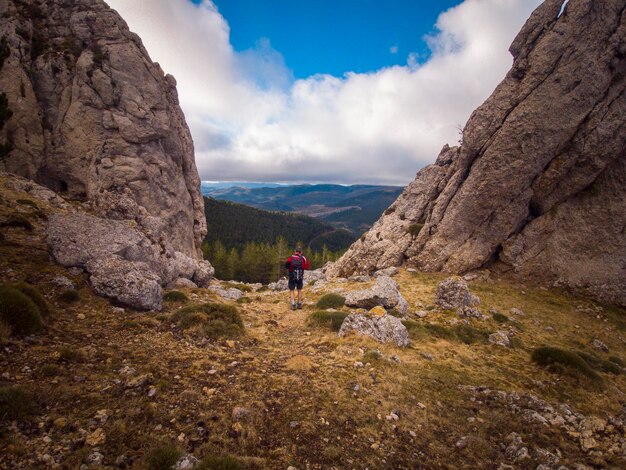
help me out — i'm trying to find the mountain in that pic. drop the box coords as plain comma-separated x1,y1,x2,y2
203,196,356,252
0,0,214,308
203,184,403,235
329,0,626,306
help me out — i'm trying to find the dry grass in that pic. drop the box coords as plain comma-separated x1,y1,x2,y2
0,176,625,468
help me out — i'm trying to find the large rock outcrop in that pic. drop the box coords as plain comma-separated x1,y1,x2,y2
329,0,626,306
0,0,214,307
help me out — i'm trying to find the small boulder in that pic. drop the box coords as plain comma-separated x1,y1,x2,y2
338,311,410,347
435,277,480,310
591,339,608,352
174,454,199,469
208,286,243,300
345,275,407,313
269,278,289,291
168,277,198,289
374,266,399,277
489,331,510,347
51,275,74,290
88,257,162,311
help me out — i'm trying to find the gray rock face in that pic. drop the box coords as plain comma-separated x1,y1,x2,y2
338,312,410,347
87,256,162,311
0,0,207,260
345,275,409,314
435,277,480,310
328,0,626,306
47,210,213,309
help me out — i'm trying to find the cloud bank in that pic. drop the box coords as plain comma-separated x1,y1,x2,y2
106,0,542,185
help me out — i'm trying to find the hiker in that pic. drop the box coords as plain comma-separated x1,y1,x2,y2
285,246,310,310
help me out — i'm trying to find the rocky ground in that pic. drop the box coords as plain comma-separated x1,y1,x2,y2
1,180,626,469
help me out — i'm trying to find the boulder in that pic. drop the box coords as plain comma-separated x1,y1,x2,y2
47,211,212,308
87,257,162,311
269,278,289,292
345,275,409,314
173,454,199,470
304,269,326,285
168,278,198,289
338,311,410,347
208,286,243,301
327,0,626,306
435,277,480,310
489,331,510,347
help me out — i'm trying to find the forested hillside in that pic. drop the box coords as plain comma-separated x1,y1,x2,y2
203,184,403,234
203,197,355,252
202,197,354,282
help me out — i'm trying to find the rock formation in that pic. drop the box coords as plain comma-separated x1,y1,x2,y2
329,0,626,306
0,0,214,308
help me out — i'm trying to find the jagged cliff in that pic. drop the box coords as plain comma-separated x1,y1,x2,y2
0,0,214,309
0,0,206,258
329,0,626,306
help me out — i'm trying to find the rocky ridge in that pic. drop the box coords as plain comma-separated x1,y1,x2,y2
328,0,626,306
0,0,214,306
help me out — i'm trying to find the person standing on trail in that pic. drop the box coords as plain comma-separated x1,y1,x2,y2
285,246,310,310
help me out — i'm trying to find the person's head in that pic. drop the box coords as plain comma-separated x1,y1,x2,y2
295,245,302,254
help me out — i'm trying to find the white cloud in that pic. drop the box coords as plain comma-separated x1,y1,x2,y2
106,0,543,185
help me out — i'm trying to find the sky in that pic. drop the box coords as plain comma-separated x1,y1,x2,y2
105,0,543,185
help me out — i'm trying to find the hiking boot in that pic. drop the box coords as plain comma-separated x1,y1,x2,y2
297,302,302,309
290,302,296,311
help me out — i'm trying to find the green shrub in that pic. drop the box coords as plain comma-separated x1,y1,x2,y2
171,302,244,339
0,386,37,421
307,311,348,332
406,223,424,237
609,356,625,367
577,351,622,375
384,207,395,215
196,454,243,470
531,347,601,381
0,318,10,341
452,324,491,345
492,312,509,323
163,290,188,303
0,285,43,335
39,363,61,377
362,349,383,363
424,323,455,340
12,282,49,317
315,293,345,309
145,443,183,470
58,289,79,303
0,214,33,231
57,346,84,363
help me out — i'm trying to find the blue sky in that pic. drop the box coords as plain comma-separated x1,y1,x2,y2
107,0,543,185
209,0,463,78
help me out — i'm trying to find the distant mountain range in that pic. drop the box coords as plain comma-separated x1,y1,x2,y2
202,184,403,235
203,197,356,252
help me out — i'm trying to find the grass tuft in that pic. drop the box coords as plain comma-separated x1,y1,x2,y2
452,324,491,345
196,454,243,470
0,386,37,422
492,312,509,323
12,282,49,317
58,289,80,303
163,290,188,303
531,347,601,381
39,363,61,377
57,346,85,363
609,356,625,367
307,310,348,332
0,285,43,336
315,293,345,309
171,302,244,339
144,443,183,470
406,223,424,237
